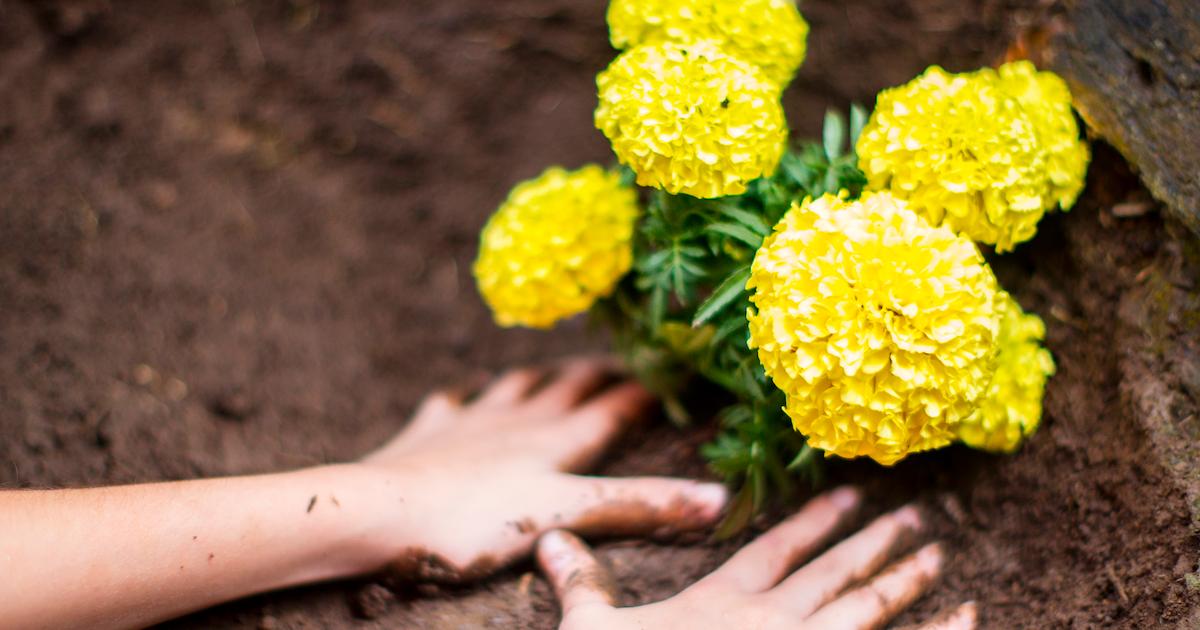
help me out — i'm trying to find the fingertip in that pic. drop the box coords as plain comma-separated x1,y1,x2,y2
915,542,946,576
425,389,464,408
893,503,925,531
957,601,979,625
536,529,587,573
580,380,656,419
828,485,862,511
567,354,624,372
692,482,730,520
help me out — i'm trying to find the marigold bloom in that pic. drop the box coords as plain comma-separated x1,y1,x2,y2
474,165,639,329
747,192,1001,465
956,293,1055,453
595,40,787,199
856,64,1082,252
997,61,1090,211
606,0,809,87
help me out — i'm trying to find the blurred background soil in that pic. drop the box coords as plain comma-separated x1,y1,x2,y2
0,0,1196,628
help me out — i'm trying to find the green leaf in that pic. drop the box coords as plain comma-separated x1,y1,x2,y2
750,462,767,511
649,284,667,331
849,103,869,148
782,158,815,190
714,205,772,236
787,443,820,471
692,266,752,327
823,166,840,195
708,222,763,248
711,312,750,346
823,109,846,160
714,483,756,540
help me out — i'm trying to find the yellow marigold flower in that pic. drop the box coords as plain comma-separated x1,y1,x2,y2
856,65,1051,252
473,165,639,329
595,40,787,199
747,192,1001,466
606,0,809,87
997,60,1090,211
956,292,1055,453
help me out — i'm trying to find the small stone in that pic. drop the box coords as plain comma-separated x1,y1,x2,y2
349,583,394,620
132,364,157,386
164,378,188,401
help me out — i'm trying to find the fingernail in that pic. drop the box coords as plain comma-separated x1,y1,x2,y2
537,530,578,566
691,483,730,513
829,485,861,510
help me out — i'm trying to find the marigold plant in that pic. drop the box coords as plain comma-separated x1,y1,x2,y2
596,40,787,199
473,1,1081,523
747,192,1001,465
474,165,639,329
856,63,1089,252
997,61,1091,211
606,0,809,87
955,292,1056,453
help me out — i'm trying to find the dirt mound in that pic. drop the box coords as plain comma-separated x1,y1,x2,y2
0,1,1195,628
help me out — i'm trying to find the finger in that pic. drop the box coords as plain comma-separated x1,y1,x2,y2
526,357,619,411
557,475,728,539
906,602,978,630
474,368,544,407
366,389,464,457
700,486,861,592
536,530,618,616
547,381,656,471
805,543,945,630
768,504,924,616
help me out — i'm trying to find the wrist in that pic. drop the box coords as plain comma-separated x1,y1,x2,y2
302,458,420,578
282,463,413,582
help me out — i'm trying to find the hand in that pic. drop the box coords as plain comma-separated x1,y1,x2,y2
354,357,729,582
536,487,977,630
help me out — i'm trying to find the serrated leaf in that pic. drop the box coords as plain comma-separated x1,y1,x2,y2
692,266,751,327
708,222,763,248
823,110,845,160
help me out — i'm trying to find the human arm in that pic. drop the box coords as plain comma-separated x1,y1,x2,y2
0,358,728,629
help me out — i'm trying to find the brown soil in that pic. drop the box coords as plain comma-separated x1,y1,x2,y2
0,1,1195,629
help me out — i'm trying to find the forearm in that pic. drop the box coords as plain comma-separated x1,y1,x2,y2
0,464,399,630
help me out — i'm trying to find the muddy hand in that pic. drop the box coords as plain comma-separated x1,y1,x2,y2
355,357,728,583
537,487,977,630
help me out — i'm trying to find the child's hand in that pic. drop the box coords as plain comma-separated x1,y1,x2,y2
353,357,729,582
537,488,977,630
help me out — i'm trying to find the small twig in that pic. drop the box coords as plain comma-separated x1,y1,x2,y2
1106,563,1130,605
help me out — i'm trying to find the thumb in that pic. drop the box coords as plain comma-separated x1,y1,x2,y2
558,475,729,539
536,530,618,616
